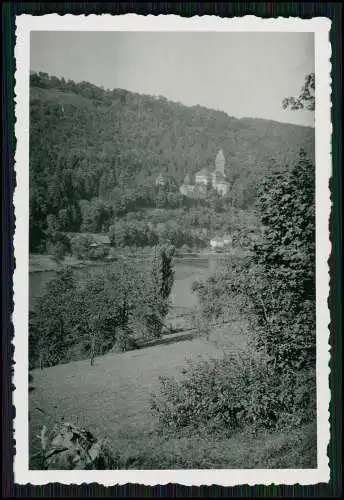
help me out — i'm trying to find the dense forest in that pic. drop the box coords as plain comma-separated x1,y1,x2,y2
29,71,315,253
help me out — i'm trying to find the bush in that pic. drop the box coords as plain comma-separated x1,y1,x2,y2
46,232,71,260
180,244,192,254
152,350,277,436
112,327,138,352
32,420,119,470
70,234,94,260
150,347,316,437
89,246,109,261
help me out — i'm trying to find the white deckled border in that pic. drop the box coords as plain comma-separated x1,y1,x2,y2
13,14,332,486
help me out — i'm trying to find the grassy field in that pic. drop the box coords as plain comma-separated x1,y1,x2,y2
29,321,316,469
29,323,245,463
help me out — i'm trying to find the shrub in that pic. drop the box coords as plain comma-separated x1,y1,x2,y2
112,327,138,352
46,232,71,260
70,234,94,260
89,246,110,261
151,348,302,437
180,244,192,254
32,421,119,470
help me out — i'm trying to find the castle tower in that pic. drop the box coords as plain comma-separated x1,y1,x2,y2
215,149,225,176
155,172,165,187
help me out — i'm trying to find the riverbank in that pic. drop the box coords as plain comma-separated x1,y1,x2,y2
29,251,214,314
29,246,251,274
29,251,197,273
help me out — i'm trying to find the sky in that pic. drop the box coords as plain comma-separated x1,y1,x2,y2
30,31,315,127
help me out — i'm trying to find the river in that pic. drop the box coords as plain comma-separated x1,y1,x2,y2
29,254,221,314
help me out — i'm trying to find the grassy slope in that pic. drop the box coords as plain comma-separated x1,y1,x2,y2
29,324,316,469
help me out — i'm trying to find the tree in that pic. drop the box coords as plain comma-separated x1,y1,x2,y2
80,198,113,232
80,278,117,365
70,234,94,260
29,263,140,368
47,240,69,262
249,149,315,372
144,244,176,337
282,73,315,111
29,268,77,368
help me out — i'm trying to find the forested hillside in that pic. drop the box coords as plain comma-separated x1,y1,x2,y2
29,72,315,252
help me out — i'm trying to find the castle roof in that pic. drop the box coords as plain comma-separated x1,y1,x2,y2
216,149,225,162
196,167,211,177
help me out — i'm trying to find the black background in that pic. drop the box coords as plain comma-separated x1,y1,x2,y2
2,2,342,498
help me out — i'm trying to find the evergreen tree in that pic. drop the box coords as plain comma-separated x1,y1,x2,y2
148,244,176,337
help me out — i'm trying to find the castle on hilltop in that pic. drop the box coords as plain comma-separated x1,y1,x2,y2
179,149,229,197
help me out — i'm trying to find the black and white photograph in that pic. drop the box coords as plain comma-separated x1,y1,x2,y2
13,14,331,486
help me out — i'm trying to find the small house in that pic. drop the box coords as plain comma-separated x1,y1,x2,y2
222,234,232,246
179,184,196,196
210,238,225,250
89,234,111,248
210,234,232,250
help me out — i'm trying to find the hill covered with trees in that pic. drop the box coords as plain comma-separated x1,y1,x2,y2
29,71,315,253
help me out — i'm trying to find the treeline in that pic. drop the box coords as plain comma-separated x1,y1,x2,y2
45,202,258,261
29,71,314,252
108,205,256,250
29,245,175,369
39,184,234,237
109,219,206,250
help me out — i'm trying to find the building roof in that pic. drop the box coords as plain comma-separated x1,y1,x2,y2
184,174,191,185
89,234,111,245
210,238,225,245
196,167,211,177
180,184,195,193
65,232,111,245
216,149,225,163
211,234,232,242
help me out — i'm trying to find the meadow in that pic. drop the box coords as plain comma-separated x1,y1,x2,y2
29,319,316,469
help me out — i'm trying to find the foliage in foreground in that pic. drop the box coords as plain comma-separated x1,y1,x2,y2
32,420,118,470
150,349,316,436
29,245,175,368
31,416,317,470
113,421,317,469
152,150,316,439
